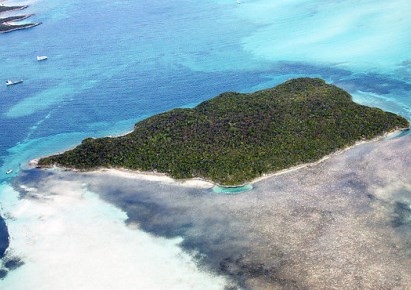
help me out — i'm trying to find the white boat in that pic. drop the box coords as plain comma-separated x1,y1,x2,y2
6,80,23,86
37,56,48,61
6,169,13,174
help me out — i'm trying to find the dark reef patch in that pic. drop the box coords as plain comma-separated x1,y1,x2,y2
262,62,411,103
3,257,24,270
0,268,7,279
0,256,25,280
335,73,411,95
269,61,353,81
392,201,411,228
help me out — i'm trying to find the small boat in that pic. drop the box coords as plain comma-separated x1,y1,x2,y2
36,56,48,61
6,80,23,86
6,169,13,174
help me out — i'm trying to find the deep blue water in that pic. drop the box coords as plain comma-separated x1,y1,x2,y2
0,0,410,272
0,216,8,259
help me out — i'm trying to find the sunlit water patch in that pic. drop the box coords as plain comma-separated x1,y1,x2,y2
239,0,411,69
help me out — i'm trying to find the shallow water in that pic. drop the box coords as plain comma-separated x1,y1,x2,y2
0,0,411,288
10,134,411,289
213,184,253,194
0,181,230,289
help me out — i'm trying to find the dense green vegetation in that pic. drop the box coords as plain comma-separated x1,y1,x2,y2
38,78,409,185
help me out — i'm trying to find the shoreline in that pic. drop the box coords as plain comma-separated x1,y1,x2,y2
93,168,215,188
0,5,28,13
0,22,40,33
0,3,41,33
1,13,33,22
31,127,409,189
249,127,409,185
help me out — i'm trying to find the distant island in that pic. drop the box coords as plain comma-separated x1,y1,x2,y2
0,3,40,33
38,78,409,185
0,4,27,13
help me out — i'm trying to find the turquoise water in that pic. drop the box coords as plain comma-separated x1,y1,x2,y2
0,0,410,285
213,184,253,194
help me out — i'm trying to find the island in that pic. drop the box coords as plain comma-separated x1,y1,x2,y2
0,4,40,33
38,78,409,185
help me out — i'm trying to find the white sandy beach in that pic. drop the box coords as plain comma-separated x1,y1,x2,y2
30,128,407,192
94,168,215,189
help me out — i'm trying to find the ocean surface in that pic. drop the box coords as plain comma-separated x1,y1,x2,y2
0,0,410,288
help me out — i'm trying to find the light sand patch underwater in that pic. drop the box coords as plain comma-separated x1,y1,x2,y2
0,181,230,290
